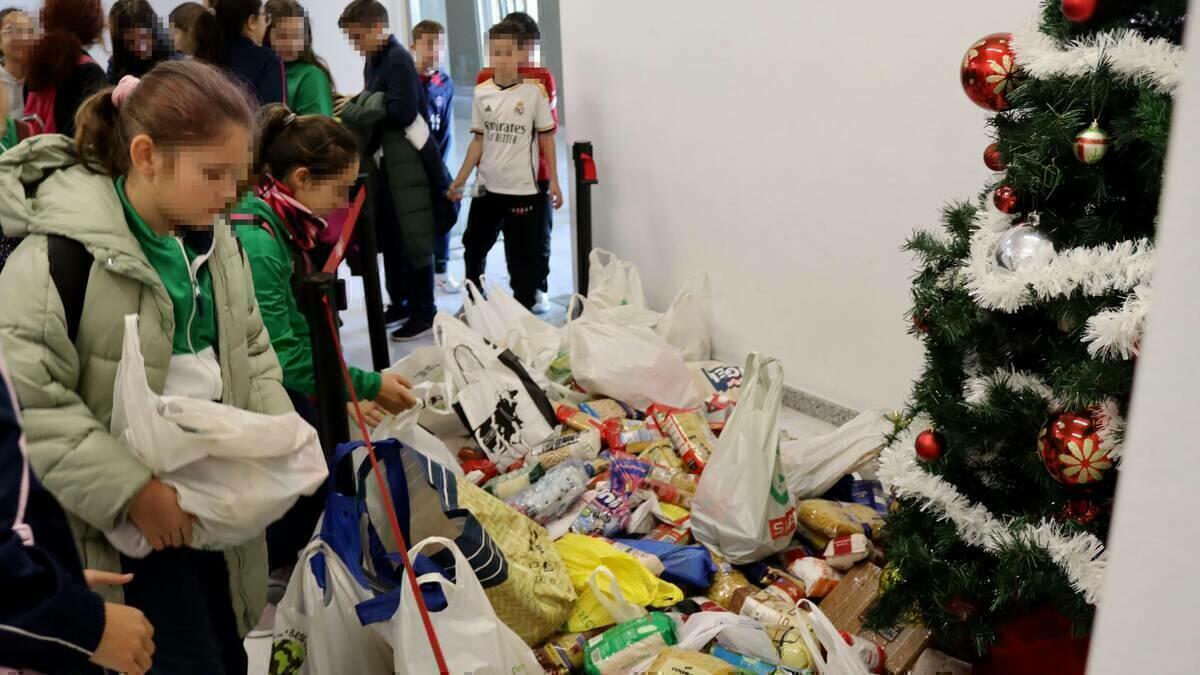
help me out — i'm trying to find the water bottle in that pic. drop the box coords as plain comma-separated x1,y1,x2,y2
506,459,594,524
449,183,487,200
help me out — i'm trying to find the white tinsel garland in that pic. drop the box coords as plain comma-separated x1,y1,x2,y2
962,201,1155,313
963,368,1060,409
878,424,1108,605
1011,20,1185,93
1094,399,1127,459
1083,285,1149,360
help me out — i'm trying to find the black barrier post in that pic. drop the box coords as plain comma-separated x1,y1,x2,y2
351,176,391,372
300,272,349,456
572,141,599,296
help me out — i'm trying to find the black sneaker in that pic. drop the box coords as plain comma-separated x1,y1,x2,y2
383,304,410,326
391,317,434,342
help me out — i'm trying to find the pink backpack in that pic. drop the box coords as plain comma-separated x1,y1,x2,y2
23,54,96,136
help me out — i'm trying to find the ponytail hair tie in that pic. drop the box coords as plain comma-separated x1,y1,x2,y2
111,75,141,108
284,112,298,126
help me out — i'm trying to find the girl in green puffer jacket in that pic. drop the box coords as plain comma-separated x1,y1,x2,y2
0,61,293,674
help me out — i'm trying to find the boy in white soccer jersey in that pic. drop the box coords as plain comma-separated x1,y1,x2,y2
448,20,562,310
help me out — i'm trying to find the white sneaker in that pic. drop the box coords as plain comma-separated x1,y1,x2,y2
436,272,463,294
533,290,552,315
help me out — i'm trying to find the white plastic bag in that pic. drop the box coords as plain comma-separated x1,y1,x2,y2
370,406,463,477
587,248,647,311
780,409,891,499
691,353,796,563
566,303,701,410
271,539,393,675
794,599,872,675
382,346,465,438
393,537,542,675
435,313,557,470
107,315,327,558
462,279,562,375
673,611,781,664
655,274,713,362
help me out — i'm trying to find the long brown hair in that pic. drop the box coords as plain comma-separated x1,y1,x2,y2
193,0,263,66
75,60,256,176
255,103,358,178
25,0,104,90
264,0,333,87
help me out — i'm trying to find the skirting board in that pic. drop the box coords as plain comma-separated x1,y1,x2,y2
782,385,859,427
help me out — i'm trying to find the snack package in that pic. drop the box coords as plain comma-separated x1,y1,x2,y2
580,398,638,422
602,417,663,451
648,463,701,493
583,612,677,675
569,489,632,537
849,477,889,516
557,404,604,432
750,566,807,606
647,648,739,675
788,557,843,598
646,522,693,546
459,458,498,485
457,446,488,462
610,452,652,498
692,363,745,401
765,624,816,671
704,394,737,433
736,587,797,627
483,462,545,500
633,437,683,470
778,542,819,572
824,533,874,571
607,539,666,576
648,404,719,473
797,499,886,540
533,428,604,469
535,629,605,673
707,553,756,611
644,477,694,509
709,645,801,675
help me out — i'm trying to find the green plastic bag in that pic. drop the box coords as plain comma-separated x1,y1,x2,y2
583,612,677,675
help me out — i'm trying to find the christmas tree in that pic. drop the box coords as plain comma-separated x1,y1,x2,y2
867,0,1187,661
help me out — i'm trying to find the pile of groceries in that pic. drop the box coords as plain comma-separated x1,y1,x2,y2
270,250,966,675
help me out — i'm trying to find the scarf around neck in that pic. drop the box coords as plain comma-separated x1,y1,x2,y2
257,174,326,253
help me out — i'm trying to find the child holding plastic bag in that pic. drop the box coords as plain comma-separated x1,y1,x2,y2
0,62,293,674
231,104,418,576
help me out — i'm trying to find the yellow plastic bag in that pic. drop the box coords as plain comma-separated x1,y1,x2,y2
557,533,684,632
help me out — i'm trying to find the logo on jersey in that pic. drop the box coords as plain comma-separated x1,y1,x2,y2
515,100,525,115
485,104,493,113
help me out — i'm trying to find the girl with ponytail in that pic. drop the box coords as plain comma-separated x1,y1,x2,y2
233,104,416,575
0,60,294,673
23,0,107,136
193,0,285,104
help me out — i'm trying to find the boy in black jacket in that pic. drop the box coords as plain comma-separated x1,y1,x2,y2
0,350,155,674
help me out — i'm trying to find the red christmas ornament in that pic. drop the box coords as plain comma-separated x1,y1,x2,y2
1037,412,1114,486
984,142,1005,171
961,33,1018,111
912,308,930,334
1060,498,1106,527
915,429,944,462
993,185,1019,213
1061,0,1098,23
944,596,981,621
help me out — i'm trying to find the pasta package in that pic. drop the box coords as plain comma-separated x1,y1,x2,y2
797,499,886,540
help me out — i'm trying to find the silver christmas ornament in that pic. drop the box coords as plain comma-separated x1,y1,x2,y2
994,216,1054,271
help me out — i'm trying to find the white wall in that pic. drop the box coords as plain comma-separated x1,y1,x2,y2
560,1,1033,411
1087,13,1200,674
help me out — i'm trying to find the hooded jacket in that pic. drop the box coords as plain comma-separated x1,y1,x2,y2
0,134,293,636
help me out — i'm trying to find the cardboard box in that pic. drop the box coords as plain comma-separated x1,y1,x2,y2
818,562,933,675
910,648,972,675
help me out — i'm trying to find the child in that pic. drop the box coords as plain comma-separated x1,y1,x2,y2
265,0,334,116
411,19,461,294
338,0,449,341
232,103,417,573
168,2,206,57
107,0,174,83
0,61,291,674
450,20,562,310
0,7,33,119
194,0,285,105
1,348,157,675
476,11,558,313
23,0,108,137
